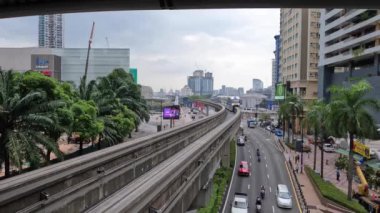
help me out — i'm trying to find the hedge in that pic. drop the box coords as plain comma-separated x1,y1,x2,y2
305,166,367,213
198,140,235,213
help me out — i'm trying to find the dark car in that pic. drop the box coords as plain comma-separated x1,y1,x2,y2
237,137,245,146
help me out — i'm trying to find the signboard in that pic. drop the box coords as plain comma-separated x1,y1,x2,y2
353,140,370,159
129,68,138,83
35,57,49,69
163,105,181,119
274,83,285,100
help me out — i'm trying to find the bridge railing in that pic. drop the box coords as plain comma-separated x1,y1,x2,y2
0,101,225,213
86,108,241,213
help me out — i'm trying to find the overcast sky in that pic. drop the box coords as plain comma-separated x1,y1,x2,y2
0,9,280,92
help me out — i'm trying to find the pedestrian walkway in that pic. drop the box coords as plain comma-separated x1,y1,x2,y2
277,135,341,213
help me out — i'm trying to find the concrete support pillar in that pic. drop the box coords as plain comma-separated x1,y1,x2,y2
349,61,354,77
317,66,334,101
206,106,209,116
188,181,213,210
375,54,380,76
221,140,230,168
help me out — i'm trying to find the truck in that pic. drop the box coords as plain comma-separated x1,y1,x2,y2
247,119,256,128
231,192,248,213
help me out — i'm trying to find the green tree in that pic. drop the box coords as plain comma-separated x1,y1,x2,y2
71,100,104,155
18,71,74,162
0,71,65,177
278,100,291,143
329,80,380,200
287,94,304,142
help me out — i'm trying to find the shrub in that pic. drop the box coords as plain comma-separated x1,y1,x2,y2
305,166,367,213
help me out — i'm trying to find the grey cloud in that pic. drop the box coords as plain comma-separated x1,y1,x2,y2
0,9,279,91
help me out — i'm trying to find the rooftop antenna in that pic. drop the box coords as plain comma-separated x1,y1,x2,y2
105,37,110,48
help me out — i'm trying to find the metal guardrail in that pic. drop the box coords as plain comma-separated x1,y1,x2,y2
86,108,241,213
0,101,226,213
287,160,310,213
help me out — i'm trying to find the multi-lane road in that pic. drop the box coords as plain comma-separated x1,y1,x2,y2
223,120,300,213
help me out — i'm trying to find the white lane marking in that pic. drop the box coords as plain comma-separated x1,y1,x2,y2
272,206,275,213
250,155,252,159
248,149,250,153
266,138,270,141
248,184,250,190
267,174,270,179
250,172,252,176
270,187,272,193
250,162,252,166
266,164,268,168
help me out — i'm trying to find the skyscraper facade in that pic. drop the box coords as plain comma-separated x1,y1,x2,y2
272,35,281,100
280,9,320,101
318,9,380,122
252,79,264,92
39,15,64,48
187,70,214,96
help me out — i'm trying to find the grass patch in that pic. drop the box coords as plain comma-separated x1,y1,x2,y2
305,166,367,213
198,167,232,213
198,139,235,213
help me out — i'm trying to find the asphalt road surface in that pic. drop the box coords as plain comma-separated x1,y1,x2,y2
223,120,300,213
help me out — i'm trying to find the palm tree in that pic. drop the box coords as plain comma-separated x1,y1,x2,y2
304,100,322,171
278,102,291,143
329,80,380,200
0,71,64,177
287,94,304,142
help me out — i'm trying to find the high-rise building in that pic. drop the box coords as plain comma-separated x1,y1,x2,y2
238,87,244,96
141,85,154,99
39,15,64,48
271,59,276,100
279,9,320,101
318,9,380,122
180,85,193,97
252,79,264,92
187,70,214,96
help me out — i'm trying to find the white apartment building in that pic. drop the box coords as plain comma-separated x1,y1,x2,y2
280,9,320,101
318,9,380,123
39,14,64,48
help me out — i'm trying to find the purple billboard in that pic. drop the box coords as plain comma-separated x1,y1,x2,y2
163,105,181,119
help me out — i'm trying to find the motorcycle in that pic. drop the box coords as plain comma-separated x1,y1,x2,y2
256,203,262,212
260,189,265,199
258,156,261,162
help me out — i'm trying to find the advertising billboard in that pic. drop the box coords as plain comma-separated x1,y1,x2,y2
163,105,181,119
274,83,285,100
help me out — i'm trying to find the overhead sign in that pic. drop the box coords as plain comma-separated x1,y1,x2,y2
353,140,370,159
274,83,285,100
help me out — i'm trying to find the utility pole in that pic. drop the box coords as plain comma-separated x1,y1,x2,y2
84,22,95,84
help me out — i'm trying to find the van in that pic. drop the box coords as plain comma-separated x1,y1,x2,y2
276,184,292,208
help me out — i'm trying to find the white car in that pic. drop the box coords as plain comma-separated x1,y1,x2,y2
231,193,248,213
276,184,292,209
323,144,335,152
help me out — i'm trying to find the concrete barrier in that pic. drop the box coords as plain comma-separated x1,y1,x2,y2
86,108,241,213
0,102,225,213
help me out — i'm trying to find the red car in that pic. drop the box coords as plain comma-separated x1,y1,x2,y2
238,161,250,176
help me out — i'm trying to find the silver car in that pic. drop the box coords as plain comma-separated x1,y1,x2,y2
276,184,292,208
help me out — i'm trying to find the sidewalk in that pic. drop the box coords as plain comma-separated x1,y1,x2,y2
276,135,342,213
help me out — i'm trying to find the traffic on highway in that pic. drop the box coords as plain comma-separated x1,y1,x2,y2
223,118,300,213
